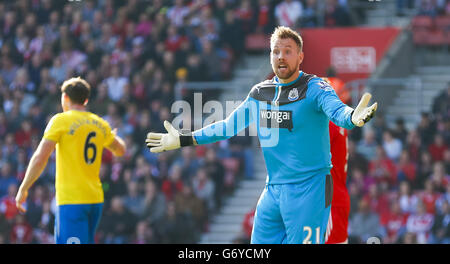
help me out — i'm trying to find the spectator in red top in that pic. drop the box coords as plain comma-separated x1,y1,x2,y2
405,129,421,163
380,200,408,244
428,134,447,162
162,164,184,201
368,146,397,187
165,25,187,53
255,0,273,34
10,214,33,244
430,161,449,193
234,0,254,34
363,183,390,216
406,201,434,244
0,184,19,221
112,8,130,39
14,119,36,148
396,150,417,184
420,179,442,215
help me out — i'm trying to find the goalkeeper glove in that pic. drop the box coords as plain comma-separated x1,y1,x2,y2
351,93,378,127
146,121,194,153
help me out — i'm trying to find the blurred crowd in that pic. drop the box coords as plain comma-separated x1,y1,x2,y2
0,0,254,244
345,82,450,244
408,0,450,17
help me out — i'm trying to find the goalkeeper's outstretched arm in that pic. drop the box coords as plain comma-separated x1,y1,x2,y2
146,97,254,153
314,78,377,129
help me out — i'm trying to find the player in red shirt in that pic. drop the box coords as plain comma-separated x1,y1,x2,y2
380,201,408,244
242,207,256,241
325,121,350,244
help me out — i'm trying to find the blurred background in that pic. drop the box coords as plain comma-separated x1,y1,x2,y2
0,0,448,244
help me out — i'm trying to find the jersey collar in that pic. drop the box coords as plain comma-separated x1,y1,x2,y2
273,71,304,86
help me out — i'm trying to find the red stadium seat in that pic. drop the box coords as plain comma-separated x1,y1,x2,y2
411,16,448,46
245,34,270,51
435,16,450,31
426,29,446,45
413,29,446,46
412,29,430,45
411,16,434,30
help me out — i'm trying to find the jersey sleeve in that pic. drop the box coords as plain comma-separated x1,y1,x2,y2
308,77,355,130
193,95,255,145
101,119,116,147
43,114,64,143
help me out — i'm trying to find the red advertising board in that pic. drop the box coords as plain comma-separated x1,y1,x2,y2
247,27,401,83
299,27,401,82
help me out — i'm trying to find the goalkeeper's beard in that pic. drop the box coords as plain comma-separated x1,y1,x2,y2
273,62,300,82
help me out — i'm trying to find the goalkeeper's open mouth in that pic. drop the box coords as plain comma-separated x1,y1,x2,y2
277,64,288,74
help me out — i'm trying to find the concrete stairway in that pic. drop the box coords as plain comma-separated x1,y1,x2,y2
200,149,266,244
385,66,450,130
362,0,415,28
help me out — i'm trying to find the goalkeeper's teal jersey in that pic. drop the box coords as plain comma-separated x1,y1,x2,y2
193,71,355,184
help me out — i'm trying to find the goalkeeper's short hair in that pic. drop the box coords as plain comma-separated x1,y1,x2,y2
270,26,303,52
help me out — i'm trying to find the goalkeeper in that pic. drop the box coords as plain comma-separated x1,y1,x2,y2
146,26,377,244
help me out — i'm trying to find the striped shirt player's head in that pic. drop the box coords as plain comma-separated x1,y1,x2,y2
61,77,91,109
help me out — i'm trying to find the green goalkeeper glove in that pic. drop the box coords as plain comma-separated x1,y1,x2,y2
351,93,378,127
146,121,194,153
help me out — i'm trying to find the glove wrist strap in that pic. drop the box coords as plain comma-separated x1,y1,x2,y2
180,132,194,147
